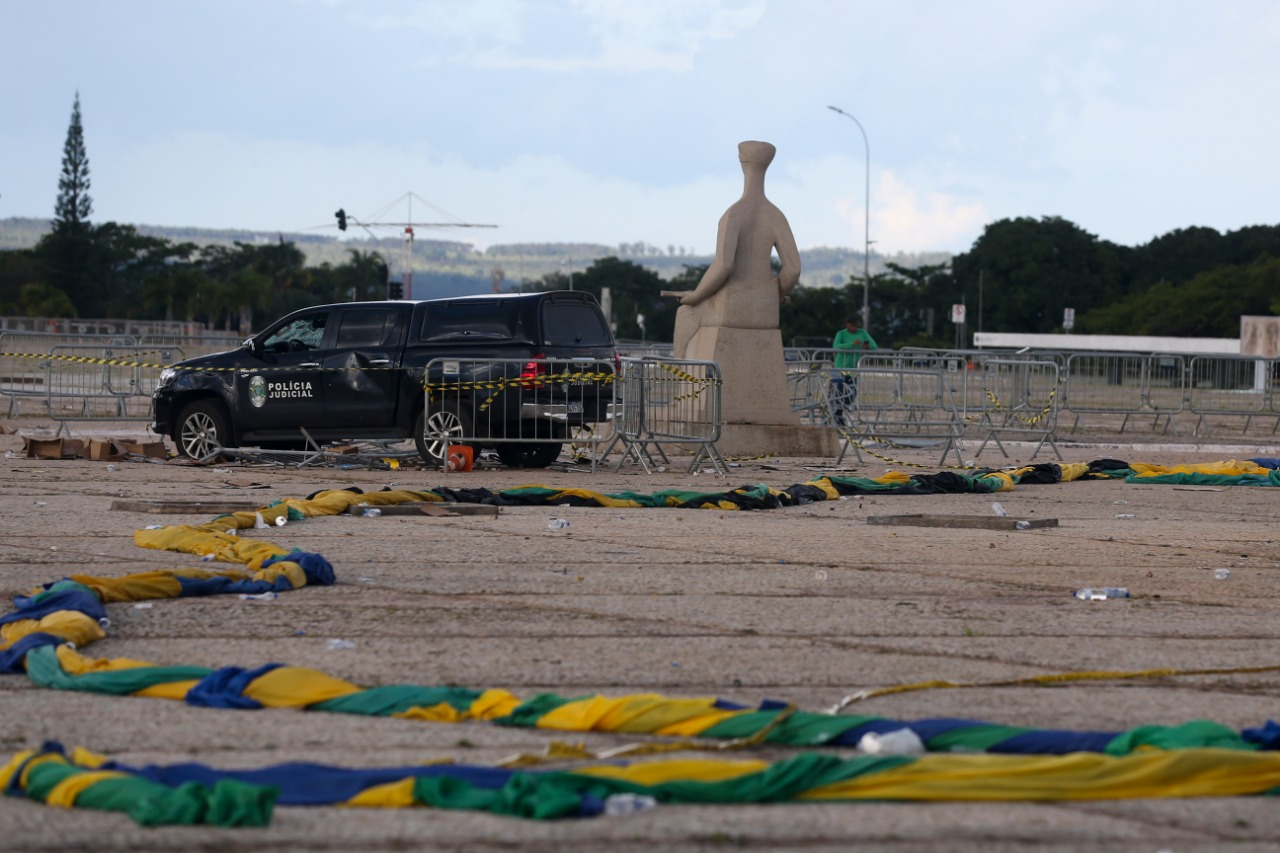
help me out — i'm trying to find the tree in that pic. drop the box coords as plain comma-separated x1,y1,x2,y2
950,216,1126,334
39,92,96,312
54,92,93,236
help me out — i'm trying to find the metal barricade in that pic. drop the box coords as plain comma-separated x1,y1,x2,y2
611,357,726,474
1061,352,1185,435
421,356,618,470
0,332,54,417
1186,354,1279,435
45,343,185,433
820,365,964,466
973,359,1062,460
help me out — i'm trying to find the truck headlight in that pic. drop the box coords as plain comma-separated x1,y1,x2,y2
156,367,177,389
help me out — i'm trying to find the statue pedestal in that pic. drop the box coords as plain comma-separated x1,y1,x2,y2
684,326,796,424
682,326,839,458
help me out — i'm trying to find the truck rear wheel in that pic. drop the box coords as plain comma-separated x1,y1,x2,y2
495,441,563,469
415,402,473,465
176,400,233,460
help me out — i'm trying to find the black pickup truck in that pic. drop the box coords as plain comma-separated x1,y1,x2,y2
152,291,618,467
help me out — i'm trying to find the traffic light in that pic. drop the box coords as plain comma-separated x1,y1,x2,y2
335,208,347,231
388,280,404,300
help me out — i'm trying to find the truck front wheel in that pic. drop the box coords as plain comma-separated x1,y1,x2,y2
415,402,473,465
176,400,233,460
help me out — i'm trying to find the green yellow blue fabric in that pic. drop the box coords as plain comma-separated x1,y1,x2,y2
4,457,1280,824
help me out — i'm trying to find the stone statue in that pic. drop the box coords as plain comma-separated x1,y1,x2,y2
669,140,801,358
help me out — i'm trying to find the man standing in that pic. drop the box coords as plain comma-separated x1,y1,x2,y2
830,316,877,422
833,316,877,370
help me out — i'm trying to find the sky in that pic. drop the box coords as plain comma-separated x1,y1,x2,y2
3,0,1279,258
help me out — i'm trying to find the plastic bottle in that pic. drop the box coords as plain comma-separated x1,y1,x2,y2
991,502,1009,517
238,591,279,601
1115,513,1136,519
1014,520,1032,530
603,793,658,817
1214,568,1232,580
362,507,382,518
547,518,570,529
1073,587,1130,600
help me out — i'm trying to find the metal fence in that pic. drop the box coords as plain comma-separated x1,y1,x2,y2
1,332,185,431
422,356,618,471
609,357,726,474
817,365,966,466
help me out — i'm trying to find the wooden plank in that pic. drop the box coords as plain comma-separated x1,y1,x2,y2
347,503,500,518
111,499,264,514
867,514,1058,530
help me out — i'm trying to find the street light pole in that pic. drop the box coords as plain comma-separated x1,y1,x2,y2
827,105,871,332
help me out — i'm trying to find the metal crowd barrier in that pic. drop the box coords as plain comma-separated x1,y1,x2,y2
814,365,965,466
1186,354,1279,435
973,359,1063,460
1060,352,1185,435
44,343,184,434
421,356,618,471
1,332,184,432
610,357,726,474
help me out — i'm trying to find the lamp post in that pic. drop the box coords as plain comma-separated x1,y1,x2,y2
561,256,574,291
827,105,871,332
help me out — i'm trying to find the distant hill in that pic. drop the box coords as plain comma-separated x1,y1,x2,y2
0,217,951,293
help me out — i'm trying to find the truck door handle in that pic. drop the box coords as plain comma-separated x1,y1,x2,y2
369,358,391,365
299,362,320,368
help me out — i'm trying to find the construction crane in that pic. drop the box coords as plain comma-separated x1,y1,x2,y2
333,192,496,299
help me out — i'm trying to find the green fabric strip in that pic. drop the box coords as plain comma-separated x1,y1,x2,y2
493,692,588,727
1125,471,1280,487
701,711,885,746
1104,720,1258,755
21,762,275,826
312,684,484,716
23,644,211,695
924,724,1031,753
410,753,914,819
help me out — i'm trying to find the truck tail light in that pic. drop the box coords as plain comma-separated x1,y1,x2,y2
520,356,547,388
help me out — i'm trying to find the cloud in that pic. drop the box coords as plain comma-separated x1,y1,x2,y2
327,0,766,73
868,172,989,255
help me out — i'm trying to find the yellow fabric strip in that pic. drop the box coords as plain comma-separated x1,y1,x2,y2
1,611,105,648
575,757,769,785
342,777,421,808
654,708,747,738
469,689,522,720
537,694,727,733
393,703,464,723
1129,459,1268,478
56,645,157,673
45,770,131,808
241,666,362,707
135,679,200,700
802,749,1280,801
69,746,107,769
65,572,186,602
0,749,37,789
1058,461,1090,481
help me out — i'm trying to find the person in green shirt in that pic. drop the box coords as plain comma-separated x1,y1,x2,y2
830,316,877,422
833,316,877,369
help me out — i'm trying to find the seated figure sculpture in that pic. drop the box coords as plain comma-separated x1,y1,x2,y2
671,140,801,358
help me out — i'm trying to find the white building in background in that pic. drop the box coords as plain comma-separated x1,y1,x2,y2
972,332,1239,355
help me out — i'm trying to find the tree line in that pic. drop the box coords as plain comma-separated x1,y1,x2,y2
6,94,1279,346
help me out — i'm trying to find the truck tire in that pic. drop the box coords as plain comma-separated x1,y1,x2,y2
176,400,233,460
495,441,563,469
415,402,473,465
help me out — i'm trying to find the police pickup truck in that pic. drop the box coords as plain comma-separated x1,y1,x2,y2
152,291,618,468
